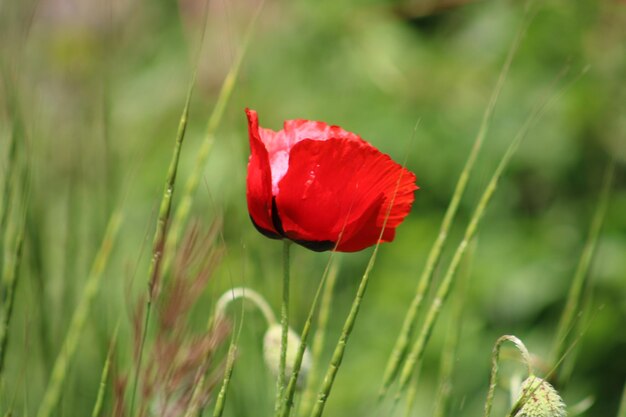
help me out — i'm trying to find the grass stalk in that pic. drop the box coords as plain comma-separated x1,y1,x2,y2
91,323,119,417
163,2,263,271
275,241,292,413
278,257,339,417
378,11,527,397
211,317,245,417
128,72,197,415
432,240,474,417
394,71,572,398
482,336,533,417
308,168,408,417
36,211,123,417
549,159,615,374
298,262,339,417
0,177,28,377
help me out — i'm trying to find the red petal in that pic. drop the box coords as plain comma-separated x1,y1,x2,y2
245,109,279,237
255,116,364,195
275,138,417,252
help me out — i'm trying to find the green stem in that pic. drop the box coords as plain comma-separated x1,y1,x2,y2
298,262,339,417
550,160,615,375
279,257,339,417
378,12,526,397
275,241,291,414
483,336,533,417
91,323,119,417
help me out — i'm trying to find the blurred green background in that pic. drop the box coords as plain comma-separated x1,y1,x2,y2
1,0,625,416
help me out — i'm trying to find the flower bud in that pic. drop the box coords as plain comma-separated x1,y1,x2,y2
263,324,312,388
514,376,566,417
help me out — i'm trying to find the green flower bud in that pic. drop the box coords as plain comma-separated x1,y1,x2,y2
514,376,566,417
263,324,312,388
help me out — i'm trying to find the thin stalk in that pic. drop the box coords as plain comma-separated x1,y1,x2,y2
432,240,475,417
0,68,23,291
278,257,339,417
308,168,407,417
483,336,533,417
395,71,571,398
36,211,123,417
163,1,264,272
211,316,245,417
129,71,197,416
91,323,119,417
550,160,615,373
0,179,28,376
275,241,292,413
379,11,527,397
298,262,339,417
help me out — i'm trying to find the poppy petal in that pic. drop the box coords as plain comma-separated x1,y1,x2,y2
245,108,280,238
275,138,417,252
255,117,364,195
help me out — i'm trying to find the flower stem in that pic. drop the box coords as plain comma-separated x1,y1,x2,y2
276,240,292,413
483,335,533,417
298,262,339,417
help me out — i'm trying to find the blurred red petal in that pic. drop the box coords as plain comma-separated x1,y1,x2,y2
245,109,280,238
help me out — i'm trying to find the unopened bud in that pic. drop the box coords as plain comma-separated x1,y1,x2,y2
514,376,566,417
263,324,312,388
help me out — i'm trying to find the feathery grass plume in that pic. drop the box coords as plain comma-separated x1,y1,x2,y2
483,335,533,417
550,160,615,381
163,1,264,274
394,65,580,401
510,376,566,417
122,221,229,417
36,210,123,417
308,166,409,417
92,324,120,417
298,261,339,417
379,7,529,397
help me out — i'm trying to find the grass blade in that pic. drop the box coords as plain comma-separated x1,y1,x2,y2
36,210,123,417
549,159,615,376
91,323,119,417
394,66,577,399
278,256,339,417
0,170,28,377
298,262,339,417
378,9,528,397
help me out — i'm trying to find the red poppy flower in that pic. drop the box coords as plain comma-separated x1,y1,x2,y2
246,108,418,252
